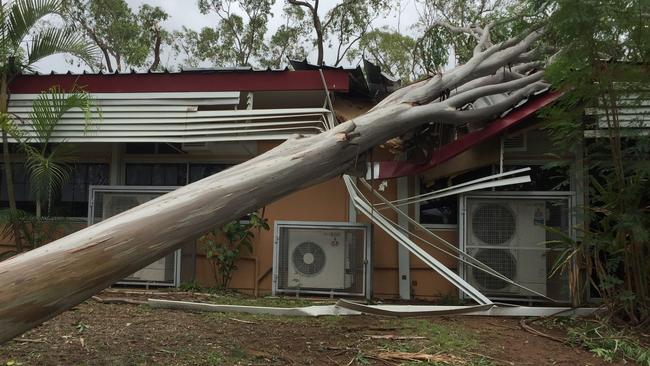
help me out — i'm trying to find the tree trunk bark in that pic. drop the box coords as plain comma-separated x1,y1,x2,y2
0,109,408,343
315,20,324,66
1,72,24,252
150,28,162,71
100,46,113,73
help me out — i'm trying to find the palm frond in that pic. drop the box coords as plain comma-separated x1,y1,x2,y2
26,86,98,145
26,26,97,67
16,88,97,209
24,148,70,200
7,0,63,48
0,111,26,144
0,3,11,60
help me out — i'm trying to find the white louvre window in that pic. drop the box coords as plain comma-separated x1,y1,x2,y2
7,92,333,143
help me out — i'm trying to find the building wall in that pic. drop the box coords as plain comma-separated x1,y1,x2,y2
193,141,416,300
0,139,466,301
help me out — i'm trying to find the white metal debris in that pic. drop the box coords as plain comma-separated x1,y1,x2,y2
148,298,599,318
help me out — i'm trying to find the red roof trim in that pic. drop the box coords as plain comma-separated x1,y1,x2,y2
9,70,349,94
375,91,564,179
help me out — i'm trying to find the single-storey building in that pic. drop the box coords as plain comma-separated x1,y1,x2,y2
0,65,586,303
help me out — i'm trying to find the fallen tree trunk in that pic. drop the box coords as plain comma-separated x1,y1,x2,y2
0,27,547,343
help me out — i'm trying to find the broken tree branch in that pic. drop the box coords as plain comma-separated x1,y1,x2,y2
0,25,549,344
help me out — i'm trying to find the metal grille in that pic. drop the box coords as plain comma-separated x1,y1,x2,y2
471,249,516,290
89,187,187,287
471,203,515,245
292,241,326,275
275,223,369,297
464,196,572,301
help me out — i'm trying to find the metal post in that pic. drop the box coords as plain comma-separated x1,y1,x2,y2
397,176,411,300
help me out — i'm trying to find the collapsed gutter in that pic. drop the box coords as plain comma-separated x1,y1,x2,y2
343,175,493,305
148,298,599,318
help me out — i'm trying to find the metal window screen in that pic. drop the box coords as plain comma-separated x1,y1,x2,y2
274,222,370,297
463,196,571,302
89,186,195,287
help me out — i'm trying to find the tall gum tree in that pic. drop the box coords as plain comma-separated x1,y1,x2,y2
64,0,168,72
195,0,275,67
286,0,391,66
0,21,551,343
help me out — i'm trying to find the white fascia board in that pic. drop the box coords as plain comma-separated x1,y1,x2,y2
21,134,307,143
388,175,532,208
148,298,599,317
9,109,330,120
9,99,240,106
339,302,598,317
38,120,327,131
8,105,201,113
25,113,327,125
383,167,532,206
38,126,325,138
8,91,241,100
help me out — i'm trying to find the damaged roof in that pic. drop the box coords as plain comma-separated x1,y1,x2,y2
288,58,401,100
367,88,564,180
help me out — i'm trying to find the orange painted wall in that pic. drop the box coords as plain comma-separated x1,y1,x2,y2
179,139,464,300
408,228,460,300
0,138,465,300
195,141,354,293
195,176,352,294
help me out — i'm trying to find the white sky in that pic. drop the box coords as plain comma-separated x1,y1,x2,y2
33,0,424,73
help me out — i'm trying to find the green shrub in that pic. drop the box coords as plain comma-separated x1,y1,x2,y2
203,213,269,289
567,320,650,365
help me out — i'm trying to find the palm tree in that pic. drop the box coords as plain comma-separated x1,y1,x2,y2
4,86,96,218
0,0,96,250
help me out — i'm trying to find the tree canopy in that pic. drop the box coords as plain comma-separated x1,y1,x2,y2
64,0,169,72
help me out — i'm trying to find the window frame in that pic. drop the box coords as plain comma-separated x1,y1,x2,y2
1,162,110,221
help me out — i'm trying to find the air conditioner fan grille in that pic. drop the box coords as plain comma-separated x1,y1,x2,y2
472,249,517,290
292,241,326,276
472,203,516,245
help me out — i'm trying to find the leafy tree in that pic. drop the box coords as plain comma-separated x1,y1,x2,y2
260,5,309,69
193,0,275,67
2,87,97,218
202,213,269,289
173,2,305,69
414,0,514,68
64,0,169,72
137,4,169,71
541,0,649,323
169,26,209,69
351,28,418,82
0,0,96,252
286,0,391,66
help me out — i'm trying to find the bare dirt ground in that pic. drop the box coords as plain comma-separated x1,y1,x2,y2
0,291,631,366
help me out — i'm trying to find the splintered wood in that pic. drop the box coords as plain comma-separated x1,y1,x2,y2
375,351,467,364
